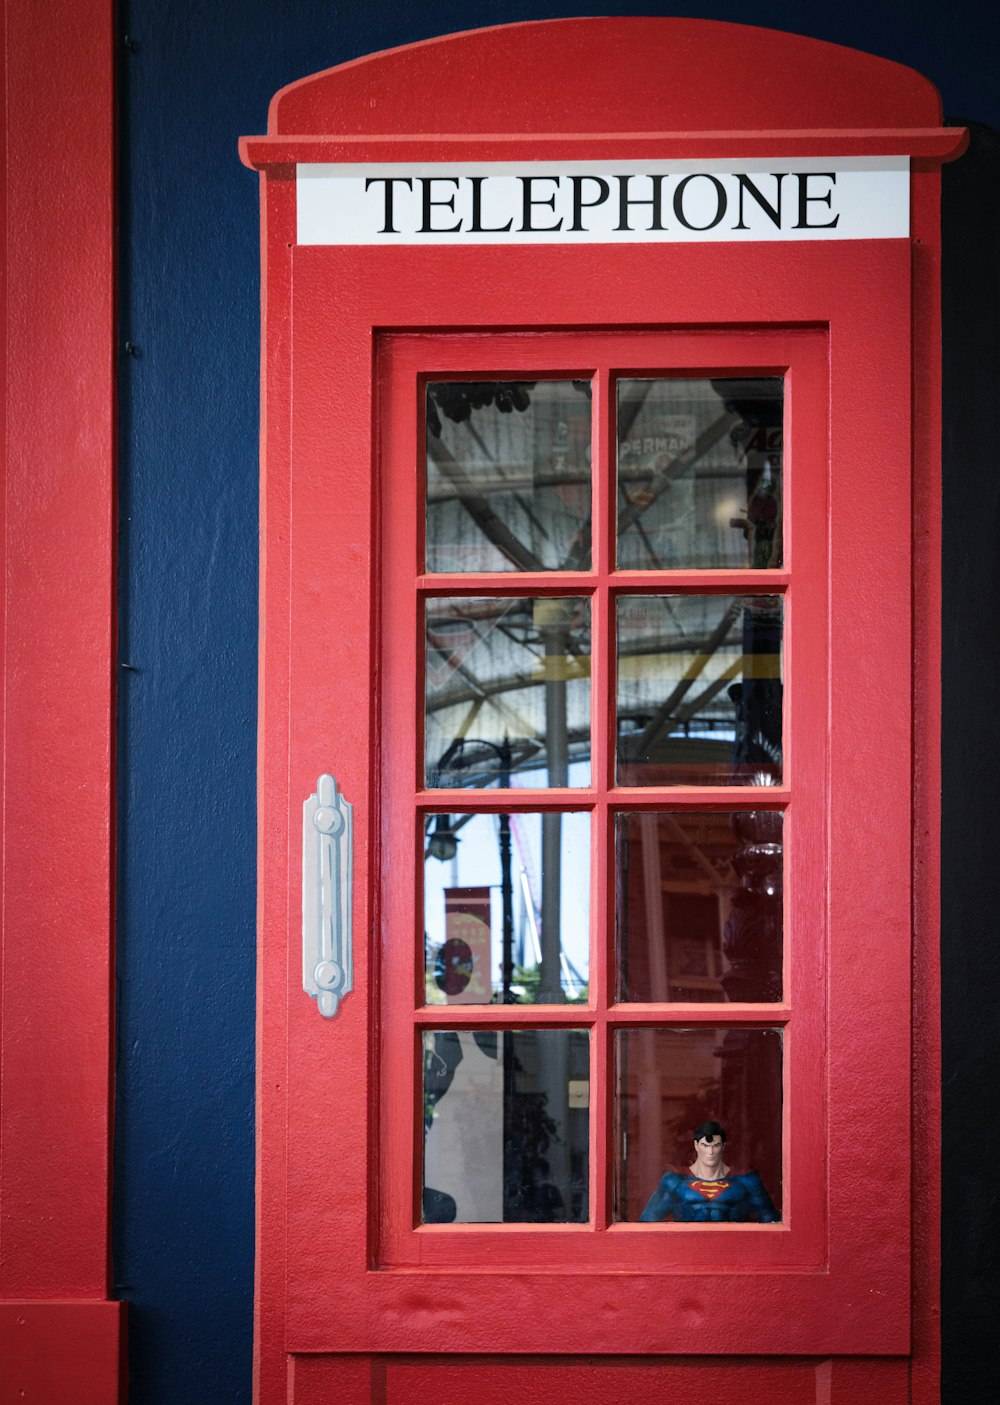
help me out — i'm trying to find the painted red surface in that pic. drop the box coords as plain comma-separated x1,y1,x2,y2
292,1353,912,1405
243,18,957,1404
282,236,909,1357
0,1,121,1401
909,167,944,1405
268,17,941,134
0,1303,123,1405
377,328,828,1285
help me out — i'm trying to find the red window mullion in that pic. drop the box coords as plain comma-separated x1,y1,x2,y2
418,572,594,594
607,1005,792,1026
591,1017,612,1228
416,788,598,811
588,366,613,1227
606,787,791,809
413,1005,592,1028
416,573,790,596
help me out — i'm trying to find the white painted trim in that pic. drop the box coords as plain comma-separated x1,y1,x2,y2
296,156,908,245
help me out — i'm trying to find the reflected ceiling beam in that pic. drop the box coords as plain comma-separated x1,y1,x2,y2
430,391,742,578
426,629,739,715
633,599,742,754
426,436,545,571
673,657,744,729
427,468,590,500
660,813,735,890
428,658,590,714
566,402,740,570
617,409,742,541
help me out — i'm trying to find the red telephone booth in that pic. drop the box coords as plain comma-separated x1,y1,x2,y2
241,19,963,1403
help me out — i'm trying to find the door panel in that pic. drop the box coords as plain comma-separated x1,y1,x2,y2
269,238,913,1355
290,1354,912,1405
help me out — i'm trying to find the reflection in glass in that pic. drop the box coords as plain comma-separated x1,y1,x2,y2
617,378,783,570
424,811,590,1005
616,594,782,786
614,1027,782,1222
422,1028,590,1223
616,811,782,1003
425,596,591,788
426,381,593,572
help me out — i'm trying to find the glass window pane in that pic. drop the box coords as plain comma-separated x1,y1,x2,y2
425,596,591,788
617,378,783,570
614,1027,782,1223
424,811,590,1005
616,811,782,1003
422,1028,590,1223
426,380,593,572
616,594,782,786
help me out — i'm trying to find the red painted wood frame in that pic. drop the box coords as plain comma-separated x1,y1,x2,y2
0,1,123,1400
279,237,909,1356
243,17,960,1400
379,328,824,1277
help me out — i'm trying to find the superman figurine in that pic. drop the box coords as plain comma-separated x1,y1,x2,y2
639,1120,779,1222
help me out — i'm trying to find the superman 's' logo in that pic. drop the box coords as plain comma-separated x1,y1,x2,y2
690,1179,731,1201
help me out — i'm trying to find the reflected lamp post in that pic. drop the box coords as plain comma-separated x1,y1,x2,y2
430,735,539,1003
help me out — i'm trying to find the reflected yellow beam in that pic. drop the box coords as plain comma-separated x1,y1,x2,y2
618,653,781,681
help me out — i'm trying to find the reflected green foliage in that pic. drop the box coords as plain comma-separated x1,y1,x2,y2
511,963,589,1005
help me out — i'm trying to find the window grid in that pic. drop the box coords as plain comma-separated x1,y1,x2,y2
415,362,789,1229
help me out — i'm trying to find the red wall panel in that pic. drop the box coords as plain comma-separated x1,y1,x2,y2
1,0,121,1398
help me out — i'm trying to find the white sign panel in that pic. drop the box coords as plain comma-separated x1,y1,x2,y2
297,157,909,245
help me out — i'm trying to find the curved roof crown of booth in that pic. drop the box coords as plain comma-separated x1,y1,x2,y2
266,17,943,137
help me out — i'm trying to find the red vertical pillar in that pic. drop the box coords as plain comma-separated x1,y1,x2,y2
0,2,123,1400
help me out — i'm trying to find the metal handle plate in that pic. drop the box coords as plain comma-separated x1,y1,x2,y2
302,774,353,1018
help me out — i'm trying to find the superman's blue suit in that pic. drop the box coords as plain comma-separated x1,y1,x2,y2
640,1169,779,1222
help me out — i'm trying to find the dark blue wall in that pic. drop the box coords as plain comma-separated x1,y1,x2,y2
116,3,1000,1402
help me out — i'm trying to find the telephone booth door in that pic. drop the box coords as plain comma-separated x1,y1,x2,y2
241,19,963,1404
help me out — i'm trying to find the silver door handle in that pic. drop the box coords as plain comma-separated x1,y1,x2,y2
302,774,353,1019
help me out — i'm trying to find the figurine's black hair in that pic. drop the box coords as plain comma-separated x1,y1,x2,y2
693,1120,727,1143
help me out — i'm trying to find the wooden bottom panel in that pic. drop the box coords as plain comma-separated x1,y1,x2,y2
290,1354,910,1405
0,1301,125,1405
